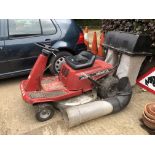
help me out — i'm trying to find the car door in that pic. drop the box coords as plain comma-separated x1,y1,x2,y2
0,40,5,75
0,19,8,76
3,19,61,75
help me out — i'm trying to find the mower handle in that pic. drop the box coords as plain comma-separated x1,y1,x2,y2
35,42,59,52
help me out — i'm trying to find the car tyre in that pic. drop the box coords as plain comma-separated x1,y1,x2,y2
49,51,72,75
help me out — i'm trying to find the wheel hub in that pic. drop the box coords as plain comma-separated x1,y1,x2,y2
55,57,66,72
40,109,51,119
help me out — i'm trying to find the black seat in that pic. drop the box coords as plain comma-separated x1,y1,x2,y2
66,51,96,70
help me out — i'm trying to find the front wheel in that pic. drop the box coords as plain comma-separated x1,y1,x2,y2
35,103,55,122
49,51,72,75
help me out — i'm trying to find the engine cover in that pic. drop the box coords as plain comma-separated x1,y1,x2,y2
59,59,113,92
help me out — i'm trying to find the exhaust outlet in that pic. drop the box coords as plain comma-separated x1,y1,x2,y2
61,77,132,128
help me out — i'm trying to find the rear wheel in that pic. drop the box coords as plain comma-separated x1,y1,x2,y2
35,103,55,122
49,51,72,75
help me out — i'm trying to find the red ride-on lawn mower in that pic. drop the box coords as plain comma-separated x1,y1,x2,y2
20,43,117,122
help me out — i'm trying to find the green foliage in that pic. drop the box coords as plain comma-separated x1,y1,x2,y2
75,19,102,28
101,19,155,46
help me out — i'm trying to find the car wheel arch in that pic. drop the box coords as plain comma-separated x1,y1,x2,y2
48,51,72,75
48,48,73,61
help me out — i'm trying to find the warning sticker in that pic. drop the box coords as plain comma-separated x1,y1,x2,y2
137,67,155,94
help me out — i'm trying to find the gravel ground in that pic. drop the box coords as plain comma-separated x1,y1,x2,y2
0,29,154,135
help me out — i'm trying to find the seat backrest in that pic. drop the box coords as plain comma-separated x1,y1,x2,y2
66,51,96,70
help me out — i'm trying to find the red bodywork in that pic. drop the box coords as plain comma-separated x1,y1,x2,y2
20,53,112,105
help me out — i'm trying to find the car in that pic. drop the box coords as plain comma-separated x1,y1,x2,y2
0,19,87,79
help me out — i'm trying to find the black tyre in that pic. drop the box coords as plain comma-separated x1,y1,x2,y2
97,76,119,99
35,103,55,122
49,51,72,74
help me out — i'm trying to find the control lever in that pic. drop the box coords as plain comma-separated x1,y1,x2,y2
81,73,101,87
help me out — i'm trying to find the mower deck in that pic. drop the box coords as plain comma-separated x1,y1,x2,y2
20,76,82,104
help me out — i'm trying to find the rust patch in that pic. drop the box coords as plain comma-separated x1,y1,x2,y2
41,77,56,85
41,77,65,91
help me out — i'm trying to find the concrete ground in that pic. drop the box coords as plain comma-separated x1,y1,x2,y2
0,76,154,135
0,29,154,135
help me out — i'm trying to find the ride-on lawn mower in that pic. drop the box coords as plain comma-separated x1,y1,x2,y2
22,30,155,127
20,43,117,122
